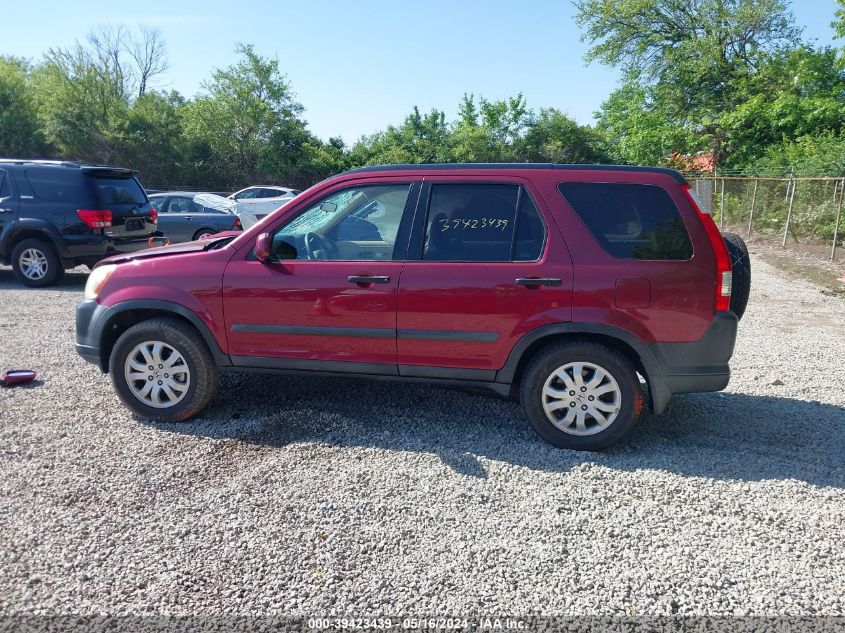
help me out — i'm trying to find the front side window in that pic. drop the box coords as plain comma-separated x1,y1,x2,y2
270,184,410,261
422,184,545,262
558,182,692,260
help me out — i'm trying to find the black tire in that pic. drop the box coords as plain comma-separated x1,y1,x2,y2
109,317,219,422
519,341,644,451
722,232,751,320
193,229,216,241
11,238,64,287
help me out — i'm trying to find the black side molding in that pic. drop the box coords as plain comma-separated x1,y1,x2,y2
231,324,395,339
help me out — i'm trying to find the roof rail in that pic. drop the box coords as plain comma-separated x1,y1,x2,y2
343,163,686,183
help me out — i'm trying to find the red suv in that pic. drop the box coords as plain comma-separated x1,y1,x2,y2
75,164,749,450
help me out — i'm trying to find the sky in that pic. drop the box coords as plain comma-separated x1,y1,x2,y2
2,1,842,143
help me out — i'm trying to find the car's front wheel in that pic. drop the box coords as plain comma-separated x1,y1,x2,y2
109,318,219,422
520,341,643,451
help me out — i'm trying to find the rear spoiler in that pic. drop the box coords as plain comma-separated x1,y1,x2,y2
80,166,139,178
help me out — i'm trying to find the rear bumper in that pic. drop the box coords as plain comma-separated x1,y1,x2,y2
644,312,738,414
60,232,161,266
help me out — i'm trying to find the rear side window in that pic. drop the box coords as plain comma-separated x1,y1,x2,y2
558,182,692,260
92,177,147,205
26,169,89,202
422,184,545,262
0,171,9,197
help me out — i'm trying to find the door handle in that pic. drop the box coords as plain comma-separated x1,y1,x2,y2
348,275,390,284
515,277,562,287
0,208,13,214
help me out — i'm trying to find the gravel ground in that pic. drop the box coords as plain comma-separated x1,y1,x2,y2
0,255,844,621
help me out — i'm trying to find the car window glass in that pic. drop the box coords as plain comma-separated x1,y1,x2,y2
513,194,546,261
0,171,9,197
235,188,260,200
26,169,89,202
558,182,693,260
149,196,165,211
92,177,147,205
272,184,410,261
169,197,197,213
422,184,519,261
261,188,282,198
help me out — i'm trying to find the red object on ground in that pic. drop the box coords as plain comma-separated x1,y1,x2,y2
0,369,37,386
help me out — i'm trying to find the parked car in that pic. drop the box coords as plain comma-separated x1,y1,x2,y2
0,159,158,287
147,192,241,243
228,185,299,218
76,163,750,451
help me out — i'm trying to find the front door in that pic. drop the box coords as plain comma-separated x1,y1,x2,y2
223,180,420,373
397,178,573,377
0,169,19,237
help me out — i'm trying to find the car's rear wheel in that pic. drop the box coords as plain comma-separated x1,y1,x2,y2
109,318,219,422
11,238,64,287
722,232,751,320
520,341,643,451
193,229,216,241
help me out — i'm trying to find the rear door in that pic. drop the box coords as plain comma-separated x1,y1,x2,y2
396,176,573,377
151,196,188,243
163,195,201,242
0,169,19,243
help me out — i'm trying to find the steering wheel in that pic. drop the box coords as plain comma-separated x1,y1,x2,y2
303,232,333,260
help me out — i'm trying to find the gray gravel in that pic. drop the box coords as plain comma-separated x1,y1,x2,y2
0,255,844,619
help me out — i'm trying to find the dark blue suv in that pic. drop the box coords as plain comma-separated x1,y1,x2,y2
0,160,158,286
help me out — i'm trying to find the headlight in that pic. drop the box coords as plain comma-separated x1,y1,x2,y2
84,264,116,300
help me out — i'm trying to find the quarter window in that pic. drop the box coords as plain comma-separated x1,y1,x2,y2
26,169,88,202
558,182,693,260
422,184,545,262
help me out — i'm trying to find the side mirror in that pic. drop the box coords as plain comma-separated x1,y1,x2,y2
255,232,272,262
255,232,297,263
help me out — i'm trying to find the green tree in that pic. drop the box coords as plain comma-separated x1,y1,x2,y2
575,0,800,166
596,83,701,165
518,108,609,163
182,44,308,187
720,46,845,166
0,57,45,156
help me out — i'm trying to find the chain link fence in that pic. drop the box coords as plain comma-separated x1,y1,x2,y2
688,176,845,262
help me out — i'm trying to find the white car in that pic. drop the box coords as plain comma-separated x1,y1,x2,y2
228,186,300,218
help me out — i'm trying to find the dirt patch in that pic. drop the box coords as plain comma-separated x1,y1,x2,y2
747,240,845,298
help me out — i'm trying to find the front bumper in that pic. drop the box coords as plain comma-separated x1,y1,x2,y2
643,312,738,414
75,299,112,371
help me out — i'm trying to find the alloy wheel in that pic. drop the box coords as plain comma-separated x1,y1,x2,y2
124,341,191,409
541,362,622,436
19,248,48,281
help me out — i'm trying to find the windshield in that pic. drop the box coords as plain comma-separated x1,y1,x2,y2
92,177,147,205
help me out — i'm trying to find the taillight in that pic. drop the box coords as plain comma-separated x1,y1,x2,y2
682,185,732,312
150,208,158,223
233,216,242,229
77,209,112,229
